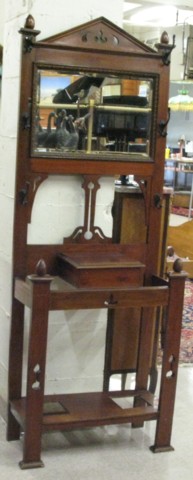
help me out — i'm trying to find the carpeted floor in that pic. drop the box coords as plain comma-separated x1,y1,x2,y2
180,279,193,363
171,206,193,218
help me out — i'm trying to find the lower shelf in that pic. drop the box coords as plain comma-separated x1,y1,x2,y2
10,390,158,432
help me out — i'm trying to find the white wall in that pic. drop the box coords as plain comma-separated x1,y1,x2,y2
0,0,5,46
0,0,123,403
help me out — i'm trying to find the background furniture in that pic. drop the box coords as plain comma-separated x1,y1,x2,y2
167,220,193,278
103,186,172,393
165,157,193,217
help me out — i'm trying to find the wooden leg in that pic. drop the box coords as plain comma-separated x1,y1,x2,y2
133,307,155,428
7,300,24,441
19,277,52,469
150,272,186,452
103,309,114,392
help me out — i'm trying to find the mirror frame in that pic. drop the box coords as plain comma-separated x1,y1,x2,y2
31,64,157,164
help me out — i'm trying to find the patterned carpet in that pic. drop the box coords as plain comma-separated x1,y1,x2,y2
180,279,193,364
171,206,193,218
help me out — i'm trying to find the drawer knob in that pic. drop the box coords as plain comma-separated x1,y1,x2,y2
104,294,118,306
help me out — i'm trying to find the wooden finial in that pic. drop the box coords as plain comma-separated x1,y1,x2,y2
24,15,35,30
35,259,47,277
173,257,183,273
160,31,169,45
19,15,40,52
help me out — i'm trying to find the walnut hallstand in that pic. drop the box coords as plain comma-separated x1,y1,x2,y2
7,15,186,469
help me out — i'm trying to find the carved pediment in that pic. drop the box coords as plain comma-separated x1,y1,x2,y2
44,16,156,55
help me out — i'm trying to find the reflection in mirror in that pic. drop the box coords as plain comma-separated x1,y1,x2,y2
32,69,153,159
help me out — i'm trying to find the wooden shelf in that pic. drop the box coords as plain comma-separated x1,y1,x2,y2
10,390,157,432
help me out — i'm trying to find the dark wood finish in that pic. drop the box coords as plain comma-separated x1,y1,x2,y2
56,251,145,288
103,190,171,393
151,273,186,452
10,391,157,431
7,16,184,469
104,188,149,392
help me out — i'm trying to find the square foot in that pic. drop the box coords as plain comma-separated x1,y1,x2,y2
150,445,174,453
19,459,44,469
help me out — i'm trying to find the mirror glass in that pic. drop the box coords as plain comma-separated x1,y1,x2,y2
32,69,153,160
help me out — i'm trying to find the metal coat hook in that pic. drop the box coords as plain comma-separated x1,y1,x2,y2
154,193,162,209
158,108,171,137
18,181,30,205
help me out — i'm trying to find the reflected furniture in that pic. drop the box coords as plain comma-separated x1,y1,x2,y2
7,15,186,469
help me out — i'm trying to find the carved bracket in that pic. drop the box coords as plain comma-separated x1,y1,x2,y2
64,175,111,244
18,175,48,225
135,176,151,226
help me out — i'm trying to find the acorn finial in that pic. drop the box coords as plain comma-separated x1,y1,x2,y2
173,257,183,273
24,14,35,30
35,259,47,277
160,31,169,45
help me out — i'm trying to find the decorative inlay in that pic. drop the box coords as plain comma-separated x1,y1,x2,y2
81,29,119,46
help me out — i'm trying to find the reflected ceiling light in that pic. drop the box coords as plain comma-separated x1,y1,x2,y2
123,5,193,28
123,2,141,13
124,5,177,27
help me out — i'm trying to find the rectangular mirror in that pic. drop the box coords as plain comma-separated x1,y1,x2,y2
32,68,153,160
